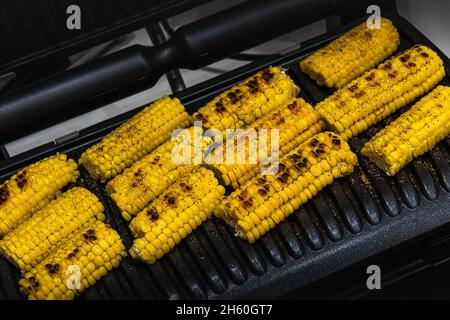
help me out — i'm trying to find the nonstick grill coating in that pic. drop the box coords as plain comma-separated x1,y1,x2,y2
0,14,449,300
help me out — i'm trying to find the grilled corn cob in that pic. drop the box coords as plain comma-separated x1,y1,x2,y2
208,98,325,189
0,154,79,237
362,85,450,176
79,96,191,182
192,67,299,132
215,132,357,243
19,221,126,300
129,167,225,264
0,187,105,271
300,17,400,88
316,45,445,140
106,126,215,221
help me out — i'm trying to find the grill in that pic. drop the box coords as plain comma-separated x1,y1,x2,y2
0,2,449,300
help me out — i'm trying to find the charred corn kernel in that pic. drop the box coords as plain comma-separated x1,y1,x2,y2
0,187,105,271
207,98,325,189
129,167,225,264
19,222,126,300
316,45,445,140
215,132,357,243
192,67,299,132
362,85,450,176
0,154,79,237
301,17,400,88
79,97,191,182
106,126,215,221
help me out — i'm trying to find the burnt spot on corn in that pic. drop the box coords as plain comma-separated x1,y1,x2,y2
148,209,159,221
67,252,76,259
27,276,40,289
258,189,268,196
194,113,208,124
130,182,138,188
408,62,416,68
215,101,227,113
294,157,310,171
262,70,274,82
257,177,267,185
87,229,94,235
365,73,375,81
309,138,320,147
0,185,9,205
421,52,429,58
246,79,259,94
278,163,286,172
354,91,365,98
349,84,358,92
46,263,61,275
287,102,297,111
134,169,143,177
227,92,240,104
167,196,177,205
243,200,253,209
15,172,28,189
382,63,392,71
276,117,286,125
332,139,341,146
364,31,372,40
240,190,249,198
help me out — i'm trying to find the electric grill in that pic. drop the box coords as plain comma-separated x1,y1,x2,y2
0,0,449,299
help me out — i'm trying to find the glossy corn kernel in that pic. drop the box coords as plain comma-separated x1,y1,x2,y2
301,17,400,88
0,187,105,271
106,126,215,221
19,221,126,300
129,167,225,264
316,45,445,140
215,132,357,243
362,85,450,176
79,96,191,182
192,67,299,132
0,154,79,237
208,98,325,189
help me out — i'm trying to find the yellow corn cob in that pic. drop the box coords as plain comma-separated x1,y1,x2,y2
192,67,299,132
215,132,358,243
129,167,225,264
0,154,79,237
316,45,445,140
19,221,126,300
106,126,215,221
79,96,191,182
0,187,105,271
362,85,450,176
207,98,325,189
300,17,400,88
